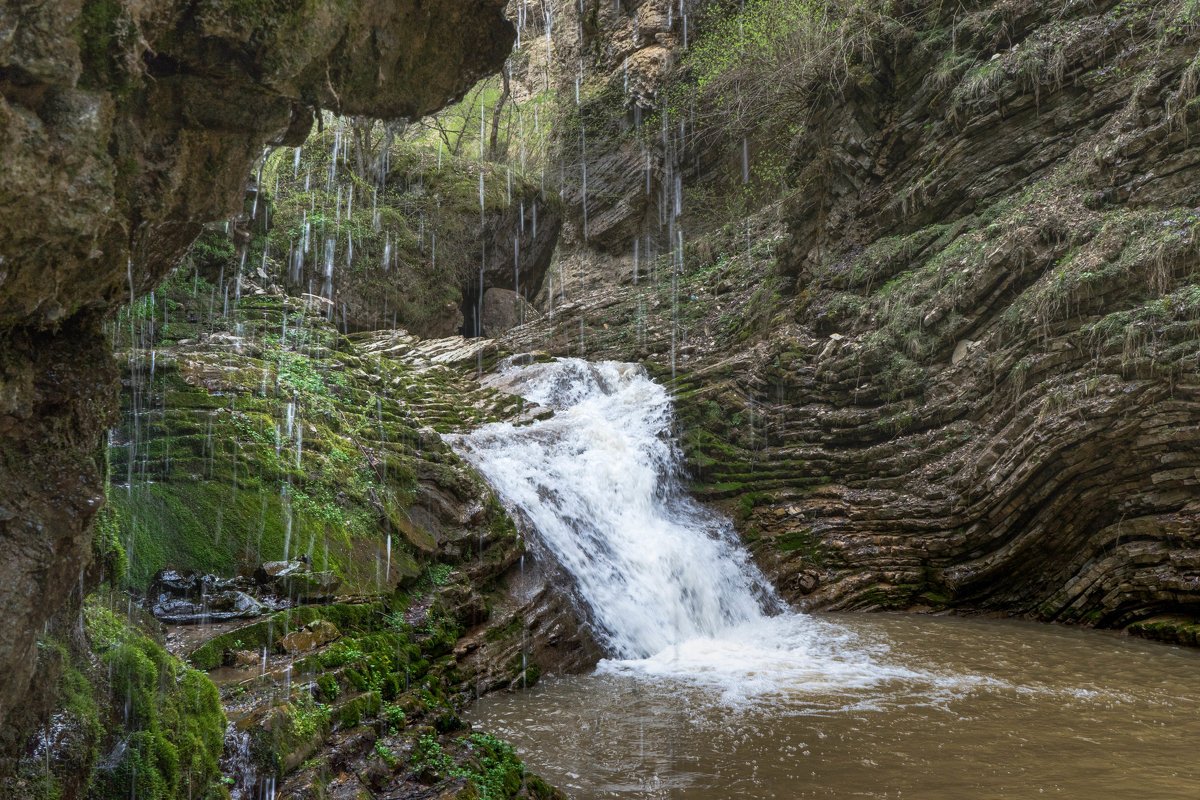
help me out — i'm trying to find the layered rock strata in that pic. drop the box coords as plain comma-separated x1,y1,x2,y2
504,0,1200,640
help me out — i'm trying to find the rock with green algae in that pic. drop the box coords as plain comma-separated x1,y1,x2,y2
3,597,227,800
499,0,1200,642
105,275,531,593
193,121,564,339
1128,616,1200,647
95,272,596,795
199,558,590,798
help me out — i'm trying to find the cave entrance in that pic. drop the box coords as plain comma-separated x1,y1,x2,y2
460,285,483,338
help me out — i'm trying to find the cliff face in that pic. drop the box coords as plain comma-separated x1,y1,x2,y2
219,129,565,339
760,0,1200,629
504,0,1200,641
0,0,512,748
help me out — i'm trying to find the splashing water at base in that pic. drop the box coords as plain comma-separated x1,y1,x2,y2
453,359,1200,798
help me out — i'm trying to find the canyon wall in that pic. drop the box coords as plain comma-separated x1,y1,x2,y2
0,0,513,761
508,0,1200,642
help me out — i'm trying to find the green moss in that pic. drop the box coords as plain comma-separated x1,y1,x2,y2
256,695,332,775
332,691,381,729
1128,616,1200,646
71,599,227,800
315,673,340,702
457,733,527,800
484,615,523,643
75,0,123,89
189,602,386,670
108,287,444,591
774,527,825,564
410,732,543,800
92,501,127,586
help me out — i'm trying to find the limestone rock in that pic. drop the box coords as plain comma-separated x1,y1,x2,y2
255,562,341,602
480,288,539,337
279,620,340,654
504,0,1200,641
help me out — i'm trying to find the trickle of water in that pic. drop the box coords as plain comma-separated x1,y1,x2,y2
385,535,392,584
221,725,258,800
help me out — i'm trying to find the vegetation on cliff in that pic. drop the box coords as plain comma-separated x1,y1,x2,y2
11,597,226,800
498,0,1200,638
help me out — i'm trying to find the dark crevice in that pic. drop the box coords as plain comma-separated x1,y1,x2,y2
460,284,483,338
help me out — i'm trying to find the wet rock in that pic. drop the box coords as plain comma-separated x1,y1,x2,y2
255,560,311,581
147,563,340,623
0,0,514,749
254,561,341,602
153,591,266,625
231,650,261,668
501,0,1200,641
279,620,340,655
480,288,539,337
147,569,268,624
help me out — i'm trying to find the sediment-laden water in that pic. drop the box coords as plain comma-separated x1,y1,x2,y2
452,359,1200,798
470,613,1200,798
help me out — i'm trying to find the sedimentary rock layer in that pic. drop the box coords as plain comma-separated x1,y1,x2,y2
506,0,1200,639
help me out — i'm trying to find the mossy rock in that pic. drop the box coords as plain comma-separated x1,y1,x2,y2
14,598,226,800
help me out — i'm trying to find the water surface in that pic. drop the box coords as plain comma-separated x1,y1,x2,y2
471,613,1200,799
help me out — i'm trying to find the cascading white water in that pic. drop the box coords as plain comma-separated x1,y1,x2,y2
459,361,1200,796
451,358,917,701
453,358,781,658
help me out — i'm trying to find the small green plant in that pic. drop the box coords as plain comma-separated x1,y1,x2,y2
427,563,454,586
381,702,407,733
289,694,331,740
373,740,399,768
410,734,455,777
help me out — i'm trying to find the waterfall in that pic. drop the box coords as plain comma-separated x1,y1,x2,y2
450,358,789,659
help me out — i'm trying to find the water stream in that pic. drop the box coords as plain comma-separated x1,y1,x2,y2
451,359,1200,798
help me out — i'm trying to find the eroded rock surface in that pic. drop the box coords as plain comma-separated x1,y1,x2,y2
0,0,513,754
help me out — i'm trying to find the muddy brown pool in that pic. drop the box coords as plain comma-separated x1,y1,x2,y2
468,613,1200,799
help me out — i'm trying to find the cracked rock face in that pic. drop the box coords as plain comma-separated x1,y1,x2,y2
0,0,513,742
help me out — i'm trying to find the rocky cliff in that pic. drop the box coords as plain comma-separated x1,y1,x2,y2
0,0,512,769
501,0,1200,642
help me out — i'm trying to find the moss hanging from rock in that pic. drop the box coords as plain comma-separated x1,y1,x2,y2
6,598,227,800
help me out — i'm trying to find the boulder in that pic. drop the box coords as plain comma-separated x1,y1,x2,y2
254,561,341,602
279,620,341,655
152,590,265,625
147,569,267,624
480,288,539,337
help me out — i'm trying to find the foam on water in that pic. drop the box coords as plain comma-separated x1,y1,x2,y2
449,358,937,701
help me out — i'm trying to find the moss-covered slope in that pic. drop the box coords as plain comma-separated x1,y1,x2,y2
106,271,534,591
6,597,226,800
